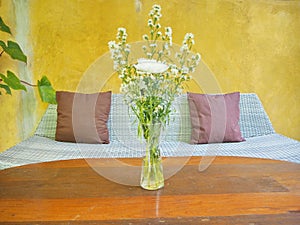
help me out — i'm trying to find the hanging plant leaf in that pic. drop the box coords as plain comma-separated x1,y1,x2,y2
0,71,27,91
37,76,57,104
0,17,12,34
0,40,27,63
1,17,56,104
0,40,6,53
0,83,12,95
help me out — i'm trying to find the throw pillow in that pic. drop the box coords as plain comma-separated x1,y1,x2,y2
55,91,111,144
187,92,245,144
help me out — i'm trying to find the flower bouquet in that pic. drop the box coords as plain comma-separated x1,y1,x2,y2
108,4,201,190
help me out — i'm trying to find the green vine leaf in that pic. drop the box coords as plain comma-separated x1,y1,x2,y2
0,17,11,34
37,76,57,104
1,17,56,104
0,40,6,52
0,83,12,95
0,71,27,91
0,40,27,63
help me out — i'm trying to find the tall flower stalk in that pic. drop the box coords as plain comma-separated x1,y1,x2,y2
108,4,201,190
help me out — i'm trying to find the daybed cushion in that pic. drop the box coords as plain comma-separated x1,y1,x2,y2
35,93,275,141
187,92,244,144
55,91,111,144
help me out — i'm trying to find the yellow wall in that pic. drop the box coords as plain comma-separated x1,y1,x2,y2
0,0,299,152
0,0,21,151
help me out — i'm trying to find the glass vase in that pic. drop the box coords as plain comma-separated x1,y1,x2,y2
140,122,164,190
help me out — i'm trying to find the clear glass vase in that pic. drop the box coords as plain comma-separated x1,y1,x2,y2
140,122,164,190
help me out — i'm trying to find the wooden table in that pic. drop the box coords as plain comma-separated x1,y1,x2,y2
0,156,299,224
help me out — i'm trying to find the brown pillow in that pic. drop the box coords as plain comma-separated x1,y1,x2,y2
55,91,111,144
187,92,245,144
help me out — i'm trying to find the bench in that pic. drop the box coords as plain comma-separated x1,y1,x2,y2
0,93,299,170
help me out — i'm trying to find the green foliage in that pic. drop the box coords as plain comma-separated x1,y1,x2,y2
0,16,56,104
0,70,27,92
0,83,11,95
38,76,57,104
0,40,27,63
0,17,11,34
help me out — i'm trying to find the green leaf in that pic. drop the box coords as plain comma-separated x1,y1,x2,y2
0,83,12,95
0,40,27,63
0,40,6,51
37,76,57,104
0,71,27,91
0,17,12,34
6,41,27,63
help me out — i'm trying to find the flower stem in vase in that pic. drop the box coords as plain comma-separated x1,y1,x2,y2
140,122,164,190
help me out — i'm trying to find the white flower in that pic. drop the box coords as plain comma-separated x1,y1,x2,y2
143,34,149,40
150,74,155,80
118,27,126,32
120,83,128,92
180,43,188,52
165,27,172,46
152,4,161,12
165,27,172,36
171,67,179,75
154,15,161,21
163,43,169,50
148,19,153,26
124,47,130,53
134,59,169,74
195,53,201,62
117,28,127,40
154,104,163,113
113,64,118,71
150,43,157,48
138,78,147,90
184,33,194,41
182,66,189,74
108,41,116,49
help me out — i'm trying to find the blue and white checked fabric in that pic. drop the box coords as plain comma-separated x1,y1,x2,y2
34,93,275,141
1,93,299,170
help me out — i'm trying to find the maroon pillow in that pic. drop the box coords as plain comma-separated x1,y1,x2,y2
187,92,245,144
55,91,111,144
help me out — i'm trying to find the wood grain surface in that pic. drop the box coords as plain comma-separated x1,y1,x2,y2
0,156,299,224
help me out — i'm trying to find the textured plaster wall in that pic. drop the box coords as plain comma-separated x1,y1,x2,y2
14,0,39,142
0,0,42,152
0,0,21,151
0,0,299,152
29,0,300,141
